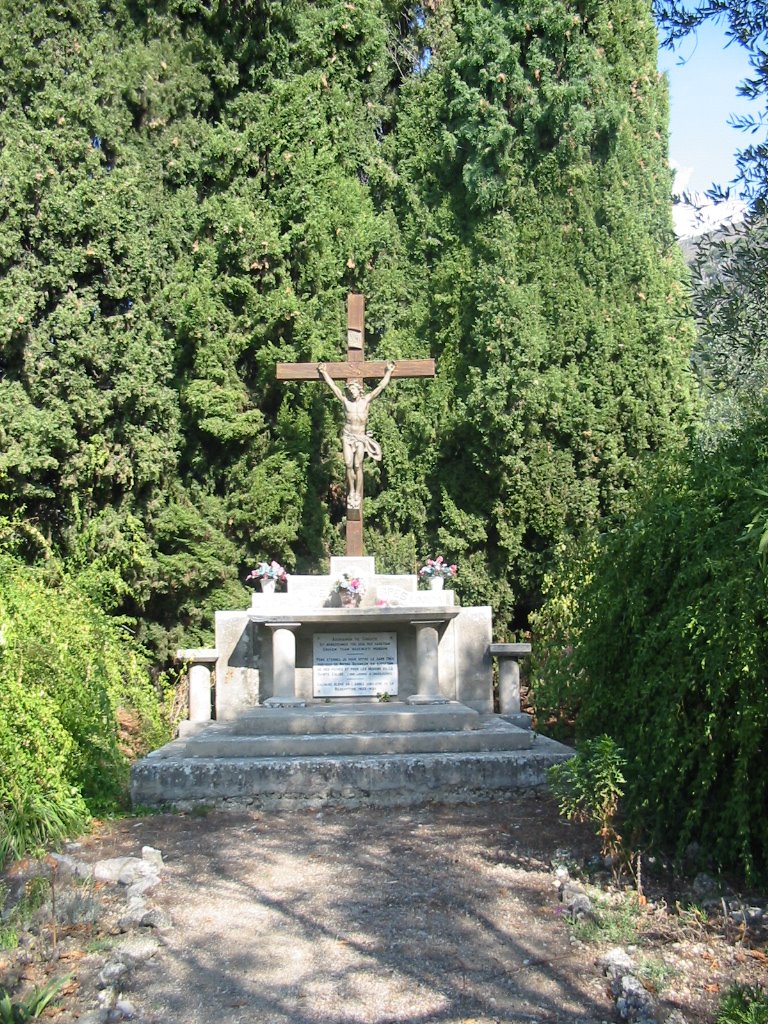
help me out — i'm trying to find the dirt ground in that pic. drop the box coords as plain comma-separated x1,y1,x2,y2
2,795,766,1024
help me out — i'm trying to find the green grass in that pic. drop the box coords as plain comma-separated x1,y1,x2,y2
636,956,676,992
0,789,89,867
569,889,644,944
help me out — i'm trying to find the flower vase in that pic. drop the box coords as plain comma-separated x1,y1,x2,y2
429,577,445,592
261,579,276,595
340,590,361,608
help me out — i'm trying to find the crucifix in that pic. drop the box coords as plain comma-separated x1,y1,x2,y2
276,293,436,556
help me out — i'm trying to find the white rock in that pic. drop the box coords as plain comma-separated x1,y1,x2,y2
115,935,160,963
49,853,94,880
142,846,164,869
77,1011,108,1024
98,986,118,1009
140,906,173,929
94,856,160,885
126,874,161,899
118,897,148,929
598,947,636,978
118,860,161,885
94,858,135,884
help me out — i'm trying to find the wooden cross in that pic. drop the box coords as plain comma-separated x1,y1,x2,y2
276,293,435,556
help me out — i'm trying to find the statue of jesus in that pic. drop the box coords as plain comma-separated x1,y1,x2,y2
317,361,396,510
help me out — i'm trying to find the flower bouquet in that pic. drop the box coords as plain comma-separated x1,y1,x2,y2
245,560,288,593
334,572,366,607
418,556,457,590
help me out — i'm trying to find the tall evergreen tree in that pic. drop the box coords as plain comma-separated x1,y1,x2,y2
370,0,695,626
0,0,694,652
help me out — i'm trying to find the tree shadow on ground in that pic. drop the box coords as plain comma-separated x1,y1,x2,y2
116,799,608,1024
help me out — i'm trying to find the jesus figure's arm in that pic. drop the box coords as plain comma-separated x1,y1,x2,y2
317,364,345,403
365,361,396,403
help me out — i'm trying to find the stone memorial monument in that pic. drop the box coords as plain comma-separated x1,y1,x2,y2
130,294,571,811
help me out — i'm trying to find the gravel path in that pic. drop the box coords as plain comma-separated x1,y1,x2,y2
66,797,606,1024
9,796,762,1024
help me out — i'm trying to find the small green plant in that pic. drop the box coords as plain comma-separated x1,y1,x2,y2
0,884,13,950
85,936,116,955
0,875,51,954
716,984,768,1024
0,975,71,1022
675,901,709,927
636,956,676,992
377,692,391,703
569,888,643,944
0,788,89,868
549,735,627,868
127,804,165,817
7,875,51,936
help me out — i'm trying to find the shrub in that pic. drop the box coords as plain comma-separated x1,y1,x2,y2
0,551,170,863
531,412,768,882
717,984,768,1024
549,735,626,864
0,975,70,1022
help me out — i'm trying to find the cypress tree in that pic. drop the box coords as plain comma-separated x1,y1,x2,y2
0,0,694,651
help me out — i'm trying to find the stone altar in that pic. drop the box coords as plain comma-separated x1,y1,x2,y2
212,557,492,720
132,567,574,810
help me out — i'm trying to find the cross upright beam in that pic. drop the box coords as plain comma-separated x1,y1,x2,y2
275,294,435,555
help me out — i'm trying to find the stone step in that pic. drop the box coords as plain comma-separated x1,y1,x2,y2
130,737,574,812
182,723,534,759
226,701,481,736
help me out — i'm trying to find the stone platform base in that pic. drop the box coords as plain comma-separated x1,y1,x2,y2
130,703,573,811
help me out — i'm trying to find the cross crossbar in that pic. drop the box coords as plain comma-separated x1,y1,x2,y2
276,358,435,381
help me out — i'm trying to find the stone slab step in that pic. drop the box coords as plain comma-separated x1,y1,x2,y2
130,737,574,812
182,724,533,759
222,701,481,736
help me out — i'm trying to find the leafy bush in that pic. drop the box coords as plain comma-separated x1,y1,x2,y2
717,984,768,1024
0,789,88,866
0,551,170,863
531,412,768,882
0,0,693,656
549,735,626,863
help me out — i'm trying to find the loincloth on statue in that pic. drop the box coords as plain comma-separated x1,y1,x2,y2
343,427,382,461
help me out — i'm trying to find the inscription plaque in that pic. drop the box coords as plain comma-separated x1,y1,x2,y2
313,632,398,697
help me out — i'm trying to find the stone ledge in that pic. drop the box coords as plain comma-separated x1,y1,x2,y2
130,742,573,811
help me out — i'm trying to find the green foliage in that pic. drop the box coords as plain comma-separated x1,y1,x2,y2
0,976,70,1023
549,736,626,861
0,790,87,867
717,985,768,1024
687,218,768,448
0,548,170,863
376,0,695,630
568,888,644,945
532,411,768,882
529,532,599,733
0,0,693,651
